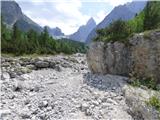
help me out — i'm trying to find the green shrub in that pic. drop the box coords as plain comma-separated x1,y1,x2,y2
130,75,158,90
146,96,160,113
93,1,160,43
94,20,132,43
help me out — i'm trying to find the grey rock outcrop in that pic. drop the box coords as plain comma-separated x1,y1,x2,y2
87,30,160,83
87,42,106,74
87,42,131,76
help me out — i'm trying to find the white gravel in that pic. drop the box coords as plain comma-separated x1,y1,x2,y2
1,54,133,120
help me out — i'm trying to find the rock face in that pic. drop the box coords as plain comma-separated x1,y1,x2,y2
87,30,160,83
1,1,42,32
87,42,106,74
87,42,131,76
130,31,160,83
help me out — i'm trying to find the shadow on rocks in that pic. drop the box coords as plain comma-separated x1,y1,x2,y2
82,72,129,92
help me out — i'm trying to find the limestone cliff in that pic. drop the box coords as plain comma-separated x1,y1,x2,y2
87,30,160,83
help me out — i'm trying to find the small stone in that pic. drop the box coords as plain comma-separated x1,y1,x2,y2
47,106,52,111
1,62,10,67
39,101,48,108
49,62,56,68
30,85,40,92
13,82,23,92
80,103,89,112
21,113,31,119
8,94,15,99
32,109,39,115
107,98,117,105
24,99,30,105
92,100,99,106
26,64,36,70
20,108,31,119
21,67,32,74
81,61,85,64
85,108,92,116
81,67,84,70
55,65,62,72
9,72,17,78
2,72,10,80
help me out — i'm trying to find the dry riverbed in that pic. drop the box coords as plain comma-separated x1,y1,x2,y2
1,54,158,120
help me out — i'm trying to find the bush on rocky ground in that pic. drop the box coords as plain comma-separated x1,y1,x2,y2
146,96,160,113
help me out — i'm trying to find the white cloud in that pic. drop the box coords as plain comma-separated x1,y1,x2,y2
54,0,90,34
107,0,132,6
95,0,132,6
94,10,109,24
17,0,133,35
18,0,90,35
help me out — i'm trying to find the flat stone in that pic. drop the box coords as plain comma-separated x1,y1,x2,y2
35,61,49,68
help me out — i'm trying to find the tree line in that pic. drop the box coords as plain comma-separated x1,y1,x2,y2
94,1,160,43
1,21,87,55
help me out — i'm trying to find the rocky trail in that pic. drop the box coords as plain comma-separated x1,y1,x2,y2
1,54,157,120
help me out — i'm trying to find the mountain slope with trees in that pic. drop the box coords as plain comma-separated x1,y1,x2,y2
93,1,160,43
1,1,43,32
1,21,87,55
86,1,147,43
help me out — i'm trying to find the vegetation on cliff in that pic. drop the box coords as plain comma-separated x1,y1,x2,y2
94,1,160,43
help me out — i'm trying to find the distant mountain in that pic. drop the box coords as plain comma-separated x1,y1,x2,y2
86,1,147,43
1,1,43,32
69,18,96,42
46,26,65,38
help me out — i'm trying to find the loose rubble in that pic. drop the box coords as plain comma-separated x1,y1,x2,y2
1,53,159,120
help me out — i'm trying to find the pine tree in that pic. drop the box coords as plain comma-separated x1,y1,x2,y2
144,1,160,30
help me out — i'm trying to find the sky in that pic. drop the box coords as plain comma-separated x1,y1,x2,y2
16,0,133,35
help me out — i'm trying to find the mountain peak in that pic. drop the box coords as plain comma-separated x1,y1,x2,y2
86,1,147,43
69,17,96,42
87,17,96,25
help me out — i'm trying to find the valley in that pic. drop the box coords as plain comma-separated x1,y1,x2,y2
1,1,160,120
1,54,159,120
1,54,133,120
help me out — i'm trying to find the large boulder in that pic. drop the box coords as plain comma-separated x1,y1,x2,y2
87,30,160,83
104,42,131,76
87,42,106,74
130,31,160,83
87,42,131,75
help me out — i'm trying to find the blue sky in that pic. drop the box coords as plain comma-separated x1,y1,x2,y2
16,0,133,35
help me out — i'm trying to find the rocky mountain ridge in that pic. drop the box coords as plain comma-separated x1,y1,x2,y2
1,1,43,32
1,1,66,38
86,1,147,43
46,26,65,38
69,18,96,42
